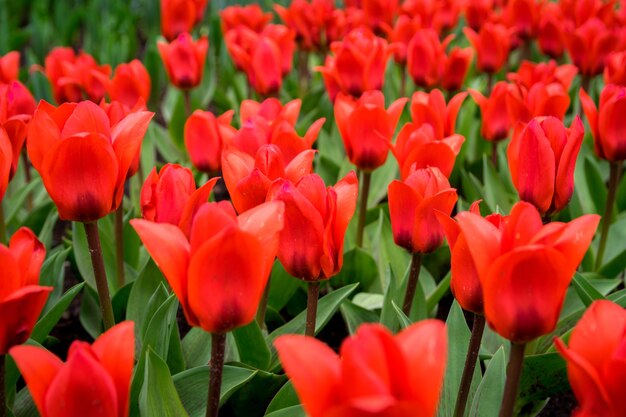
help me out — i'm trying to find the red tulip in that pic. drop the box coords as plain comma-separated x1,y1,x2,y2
140,163,217,237
108,59,151,111
27,100,153,222
566,17,618,77
0,51,19,83
0,81,36,179
392,123,464,180
468,82,512,142
316,28,392,100
10,321,134,417
455,201,599,343
410,89,467,140
507,116,584,214
361,0,400,31
222,144,316,213
538,3,566,58
268,172,358,281
464,0,494,31
239,97,301,128
559,0,617,28
502,0,541,40
0,128,11,200
334,90,406,171
402,0,461,33
184,109,235,173
275,321,447,417
132,200,284,333
604,51,626,86
440,46,473,92
555,300,626,417
41,48,111,104
161,0,208,40
158,33,208,89
274,0,335,51
506,82,571,123
507,60,578,91
436,201,505,314
406,29,448,88
463,23,512,74
384,14,422,65
389,167,458,254
220,4,273,33
580,84,626,162
0,227,51,354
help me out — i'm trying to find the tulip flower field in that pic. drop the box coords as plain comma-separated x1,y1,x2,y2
2,0,626,416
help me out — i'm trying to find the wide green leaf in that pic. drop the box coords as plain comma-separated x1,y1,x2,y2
139,349,190,417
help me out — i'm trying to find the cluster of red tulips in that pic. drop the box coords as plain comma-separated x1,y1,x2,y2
1,0,626,416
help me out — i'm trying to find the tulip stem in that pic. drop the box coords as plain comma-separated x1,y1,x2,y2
115,202,125,288
491,142,498,170
184,90,192,117
499,342,526,417
0,354,5,417
256,274,271,330
298,50,309,93
21,150,33,211
486,72,493,96
84,221,116,330
356,171,371,248
595,162,622,270
400,64,407,98
207,332,226,417
0,203,5,245
402,253,423,316
305,282,320,337
454,314,486,417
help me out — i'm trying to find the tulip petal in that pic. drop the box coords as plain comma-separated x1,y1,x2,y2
178,177,218,237
455,211,502,283
9,227,46,286
554,117,584,212
61,101,111,139
0,286,52,353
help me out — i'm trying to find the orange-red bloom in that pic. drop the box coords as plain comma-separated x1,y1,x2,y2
158,33,208,89
220,4,273,33
268,172,358,281
42,48,111,104
463,23,512,74
0,81,36,179
389,166,458,254
502,0,541,40
27,100,153,222
507,60,578,91
437,202,505,314
161,0,208,40
184,109,235,173
222,144,315,213
132,201,284,333
316,28,392,100
406,29,447,88
580,84,626,162
384,14,422,65
0,51,20,83
361,0,400,31
507,116,584,214
0,128,11,200
0,228,51,354
240,97,301,128
464,0,494,31
566,18,618,77
108,59,151,111
468,82,512,142
140,163,217,237
274,0,335,51
10,322,134,417
538,3,566,58
334,90,406,171
275,321,447,417
455,202,599,343
604,51,626,86
410,89,467,140
506,82,571,123
392,123,464,180
555,300,626,417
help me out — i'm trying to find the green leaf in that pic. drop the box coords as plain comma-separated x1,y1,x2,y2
340,300,379,335
517,353,569,412
599,248,626,278
12,387,38,417
583,157,607,215
265,405,305,417
267,261,301,312
126,260,165,331
391,301,413,329
232,321,271,370
31,283,85,343
368,157,398,207
72,222,116,290
182,328,213,370
468,347,506,417
139,349,190,417
482,155,514,213
39,247,71,309
332,248,378,289
265,382,299,414
572,272,605,307
173,365,257,416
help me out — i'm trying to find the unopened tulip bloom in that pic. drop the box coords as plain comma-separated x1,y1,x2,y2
506,82,571,123
0,228,51,354
0,81,36,179
384,14,422,65
108,59,151,111
464,0,493,31
275,321,447,417
566,18,617,77
361,0,399,31
0,51,19,83
268,172,358,281
604,51,626,86
220,4,273,33
537,3,566,58
555,300,626,417
316,28,392,100
503,0,540,39
158,33,208,90
389,166,458,254
507,116,584,215
132,201,284,333
440,47,473,92
410,90,467,140
161,0,208,40
184,109,235,173
10,322,134,417
334,90,406,171
140,163,217,236
0,128,11,201
580,84,626,162
27,100,153,222
463,23,511,74
469,82,512,142
455,202,599,343
222,145,316,213
393,123,464,180
406,29,448,89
